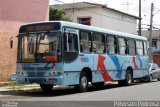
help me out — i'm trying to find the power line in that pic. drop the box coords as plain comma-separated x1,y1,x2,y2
53,0,138,24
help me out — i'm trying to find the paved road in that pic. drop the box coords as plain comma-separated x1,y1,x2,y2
0,81,160,107
0,81,160,101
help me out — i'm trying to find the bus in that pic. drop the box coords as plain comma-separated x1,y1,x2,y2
16,21,149,92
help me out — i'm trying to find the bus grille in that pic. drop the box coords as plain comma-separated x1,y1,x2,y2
27,72,45,77
28,78,43,83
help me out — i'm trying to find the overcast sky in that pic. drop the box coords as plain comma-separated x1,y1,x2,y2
49,0,160,30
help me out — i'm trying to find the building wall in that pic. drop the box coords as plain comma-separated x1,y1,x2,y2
65,7,103,27
142,30,160,52
0,0,49,81
101,8,137,34
64,7,137,34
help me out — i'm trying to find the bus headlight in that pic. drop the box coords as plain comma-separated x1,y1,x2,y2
16,71,28,76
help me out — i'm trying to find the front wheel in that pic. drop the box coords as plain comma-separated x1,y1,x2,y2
75,72,89,92
40,84,53,92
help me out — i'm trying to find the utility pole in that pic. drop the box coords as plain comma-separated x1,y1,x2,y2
138,0,141,36
149,3,154,62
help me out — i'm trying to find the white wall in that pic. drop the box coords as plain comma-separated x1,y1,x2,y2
101,8,137,34
64,7,103,27
64,7,137,34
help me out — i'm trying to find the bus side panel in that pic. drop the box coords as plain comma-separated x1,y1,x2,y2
140,56,149,78
93,54,126,82
93,54,149,82
63,54,93,85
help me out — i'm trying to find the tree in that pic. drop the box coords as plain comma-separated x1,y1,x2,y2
49,6,72,21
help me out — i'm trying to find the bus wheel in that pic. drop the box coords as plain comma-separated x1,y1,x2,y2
92,82,105,87
76,72,89,92
158,77,160,81
125,70,133,86
40,84,53,92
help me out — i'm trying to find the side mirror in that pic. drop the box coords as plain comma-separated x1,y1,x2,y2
10,37,13,49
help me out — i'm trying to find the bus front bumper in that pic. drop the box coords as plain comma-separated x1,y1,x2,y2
16,76,63,85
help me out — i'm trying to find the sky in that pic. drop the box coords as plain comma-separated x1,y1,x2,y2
49,0,160,30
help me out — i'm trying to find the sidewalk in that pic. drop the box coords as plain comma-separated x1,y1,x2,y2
0,81,40,91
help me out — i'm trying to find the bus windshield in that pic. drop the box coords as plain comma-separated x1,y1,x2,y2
17,32,61,63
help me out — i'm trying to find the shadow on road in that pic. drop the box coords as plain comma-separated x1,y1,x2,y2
0,81,158,98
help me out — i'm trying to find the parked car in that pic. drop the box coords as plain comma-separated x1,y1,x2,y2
148,63,160,82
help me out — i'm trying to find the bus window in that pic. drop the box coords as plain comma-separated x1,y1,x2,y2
118,38,126,55
93,33,105,54
80,31,92,53
127,39,136,55
64,33,78,52
143,41,148,55
106,36,115,54
136,41,143,55
63,32,78,63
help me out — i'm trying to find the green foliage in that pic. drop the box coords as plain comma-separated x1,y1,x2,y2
49,6,72,21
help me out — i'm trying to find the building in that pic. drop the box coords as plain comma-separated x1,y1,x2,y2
52,2,139,34
0,0,49,81
142,30,160,66
142,30,160,52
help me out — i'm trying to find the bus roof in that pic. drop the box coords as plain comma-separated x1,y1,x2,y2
20,21,147,41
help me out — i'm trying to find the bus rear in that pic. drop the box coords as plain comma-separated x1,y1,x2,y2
16,22,63,91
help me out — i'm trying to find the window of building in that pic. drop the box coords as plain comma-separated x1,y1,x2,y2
152,39,158,49
93,33,105,53
136,41,143,55
78,17,91,25
80,31,92,53
118,38,127,55
127,39,136,55
106,36,116,54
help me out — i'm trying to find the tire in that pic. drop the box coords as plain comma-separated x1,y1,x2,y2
40,84,53,92
76,72,89,92
124,69,133,86
157,77,160,81
92,82,104,87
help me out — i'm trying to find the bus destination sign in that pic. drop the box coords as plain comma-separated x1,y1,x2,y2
20,22,61,33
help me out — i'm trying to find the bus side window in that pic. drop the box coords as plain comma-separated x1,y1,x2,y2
143,41,148,55
80,31,92,53
93,33,105,54
127,39,136,55
106,36,115,54
136,41,143,55
118,37,126,55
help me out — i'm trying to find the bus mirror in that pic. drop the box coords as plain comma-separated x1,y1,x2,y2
10,37,13,49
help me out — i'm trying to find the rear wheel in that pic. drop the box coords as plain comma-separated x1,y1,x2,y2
40,84,53,92
125,70,133,86
119,69,133,86
75,72,89,92
158,77,160,81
